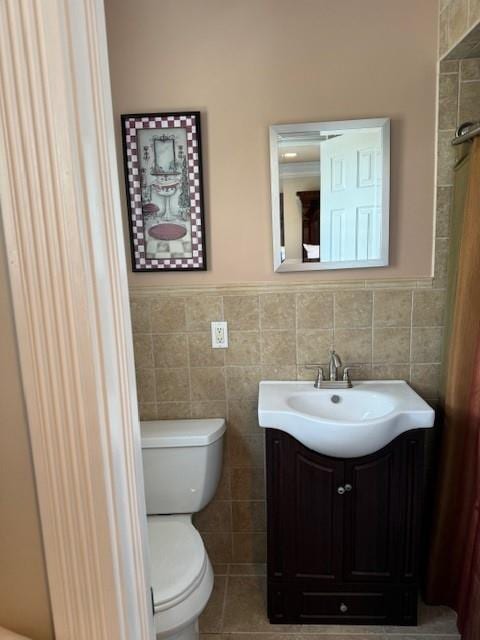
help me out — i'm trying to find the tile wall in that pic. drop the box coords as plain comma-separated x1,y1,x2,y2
131,281,446,566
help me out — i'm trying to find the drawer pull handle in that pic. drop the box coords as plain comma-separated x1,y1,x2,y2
340,602,348,613
337,486,345,494
344,484,352,492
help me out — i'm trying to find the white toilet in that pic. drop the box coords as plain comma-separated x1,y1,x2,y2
140,418,226,640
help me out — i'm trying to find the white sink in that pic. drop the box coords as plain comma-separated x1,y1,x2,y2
258,380,434,458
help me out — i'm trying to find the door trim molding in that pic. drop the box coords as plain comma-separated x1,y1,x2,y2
0,1,153,638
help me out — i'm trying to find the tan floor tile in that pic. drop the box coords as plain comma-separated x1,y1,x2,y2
199,575,227,633
223,576,301,632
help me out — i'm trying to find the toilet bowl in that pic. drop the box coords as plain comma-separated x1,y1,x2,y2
140,418,225,640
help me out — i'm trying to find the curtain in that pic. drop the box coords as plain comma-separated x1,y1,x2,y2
426,138,480,640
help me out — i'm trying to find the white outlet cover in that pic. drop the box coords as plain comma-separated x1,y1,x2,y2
211,321,228,348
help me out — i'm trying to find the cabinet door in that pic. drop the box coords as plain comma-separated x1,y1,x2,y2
266,430,344,582
343,446,401,582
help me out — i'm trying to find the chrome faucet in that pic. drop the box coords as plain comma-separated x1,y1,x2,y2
306,349,353,389
329,349,341,381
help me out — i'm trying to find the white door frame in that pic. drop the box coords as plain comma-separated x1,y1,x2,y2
0,1,154,639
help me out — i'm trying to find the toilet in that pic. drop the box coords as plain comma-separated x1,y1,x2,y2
140,418,226,640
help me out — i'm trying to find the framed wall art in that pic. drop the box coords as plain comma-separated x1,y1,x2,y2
121,111,207,271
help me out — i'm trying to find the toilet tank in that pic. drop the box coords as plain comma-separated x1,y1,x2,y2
140,418,226,515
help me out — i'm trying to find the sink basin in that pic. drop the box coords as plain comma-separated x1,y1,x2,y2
258,380,434,458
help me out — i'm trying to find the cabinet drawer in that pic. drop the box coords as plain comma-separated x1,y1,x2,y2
298,589,387,622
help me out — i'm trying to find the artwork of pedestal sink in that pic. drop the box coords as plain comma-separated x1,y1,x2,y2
122,112,207,271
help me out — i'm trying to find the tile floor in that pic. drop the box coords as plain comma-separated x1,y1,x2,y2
199,564,460,640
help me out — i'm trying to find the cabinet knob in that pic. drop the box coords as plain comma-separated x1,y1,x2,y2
340,602,348,613
344,484,352,492
337,486,345,494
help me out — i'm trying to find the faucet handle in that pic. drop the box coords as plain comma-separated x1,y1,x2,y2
342,367,354,383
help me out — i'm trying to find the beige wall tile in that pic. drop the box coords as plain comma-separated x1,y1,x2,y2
296,292,333,329
190,400,226,419
371,364,411,380
138,402,157,420
229,433,265,467
334,291,372,328
346,363,372,380
439,73,459,130
411,364,442,399
461,58,480,80
260,365,297,380
228,399,259,434
136,368,156,403
155,367,190,402
201,532,233,564
412,327,444,363
151,297,186,332
459,80,480,122
470,0,480,24
232,532,266,563
261,330,296,365
231,468,265,500
334,328,372,363
373,328,411,363
226,331,261,365
194,500,232,532
296,329,333,365
188,332,225,367
223,295,259,330
153,333,188,368
259,293,295,330
228,563,266,576
156,401,191,419
433,238,450,288
439,8,449,55
185,295,223,331
130,298,151,333
440,59,460,73
191,366,226,401
214,465,231,501
449,0,469,44
297,364,328,381
232,501,266,532
226,366,262,401
133,333,154,368
413,290,446,326
437,130,456,186
373,290,412,327
436,187,453,238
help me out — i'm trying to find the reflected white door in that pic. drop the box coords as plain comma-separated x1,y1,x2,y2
320,132,381,262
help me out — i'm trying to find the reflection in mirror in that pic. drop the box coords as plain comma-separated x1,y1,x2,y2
270,119,390,272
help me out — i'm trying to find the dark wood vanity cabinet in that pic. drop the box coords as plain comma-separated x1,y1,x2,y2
266,428,425,625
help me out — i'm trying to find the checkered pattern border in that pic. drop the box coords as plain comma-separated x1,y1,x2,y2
123,113,205,270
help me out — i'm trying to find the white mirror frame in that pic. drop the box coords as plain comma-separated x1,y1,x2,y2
269,118,390,272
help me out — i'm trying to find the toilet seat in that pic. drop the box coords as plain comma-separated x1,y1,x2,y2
148,515,209,613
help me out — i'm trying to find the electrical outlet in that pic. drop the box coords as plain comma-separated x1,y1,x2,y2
211,321,228,348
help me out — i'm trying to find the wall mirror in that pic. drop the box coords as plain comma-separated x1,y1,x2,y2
269,118,390,272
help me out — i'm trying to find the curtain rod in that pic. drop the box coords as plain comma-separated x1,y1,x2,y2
451,121,480,146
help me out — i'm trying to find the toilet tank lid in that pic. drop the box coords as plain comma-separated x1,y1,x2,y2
140,418,226,448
